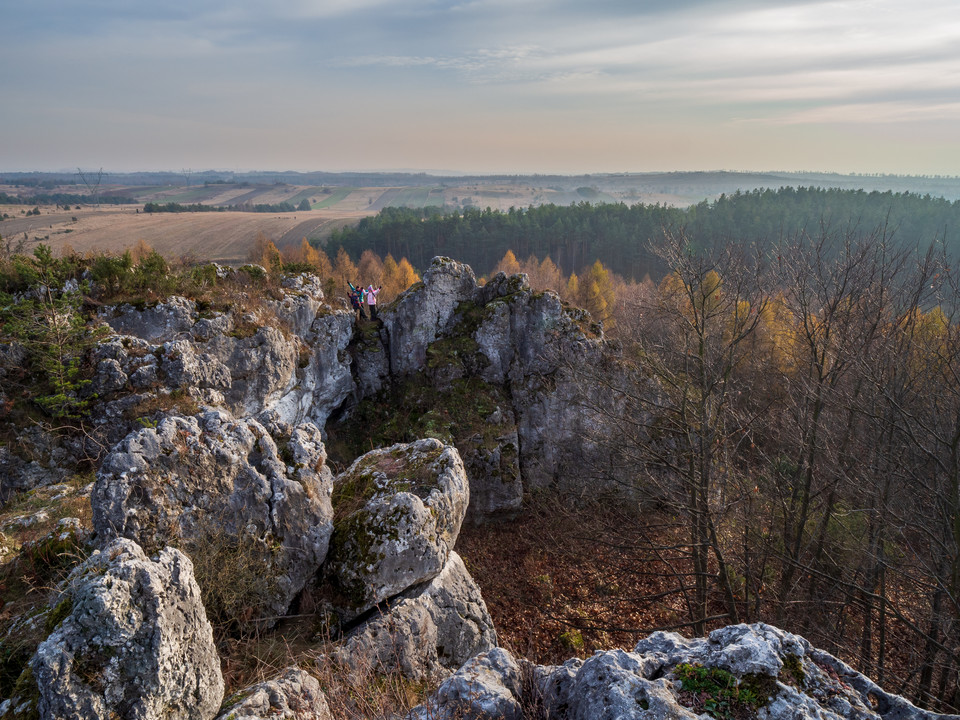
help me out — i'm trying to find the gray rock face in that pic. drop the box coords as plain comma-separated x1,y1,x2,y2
348,258,636,509
268,312,356,430
200,325,298,418
380,257,478,381
408,648,524,720
272,273,328,337
337,552,496,681
412,623,960,720
102,296,198,343
214,667,332,720
92,411,334,621
0,446,72,503
565,650,691,720
325,439,469,621
460,427,522,522
91,289,357,431
32,538,223,720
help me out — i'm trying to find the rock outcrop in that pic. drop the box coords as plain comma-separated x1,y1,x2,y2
337,552,496,681
324,438,469,621
32,538,223,720
92,411,334,622
348,257,634,508
411,623,960,720
92,276,356,435
214,667,332,720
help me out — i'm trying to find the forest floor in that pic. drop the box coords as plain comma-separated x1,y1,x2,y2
456,493,925,706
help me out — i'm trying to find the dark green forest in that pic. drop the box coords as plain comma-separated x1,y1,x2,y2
327,187,960,280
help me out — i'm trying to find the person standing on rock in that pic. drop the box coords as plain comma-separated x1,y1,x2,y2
348,281,367,321
366,284,382,320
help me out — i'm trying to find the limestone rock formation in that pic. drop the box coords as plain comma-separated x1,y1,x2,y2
337,552,496,680
214,667,332,720
380,257,479,380
92,411,333,621
32,538,223,720
408,648,524,720
410,623,960,720
92,285,356,431
324,438,469,621
346,257,635,510
102,295,198,343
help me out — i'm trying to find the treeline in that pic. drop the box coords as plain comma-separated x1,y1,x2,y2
143,200,308,213
0,191,135,206
143,202,223,213
327,187,960,281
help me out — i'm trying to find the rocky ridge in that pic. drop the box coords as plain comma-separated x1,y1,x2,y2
0,258,955,719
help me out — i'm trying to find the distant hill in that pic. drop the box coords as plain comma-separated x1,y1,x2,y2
3,170,960,205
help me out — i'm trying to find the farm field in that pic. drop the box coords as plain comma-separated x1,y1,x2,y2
0,180,693,264
0,205,366,264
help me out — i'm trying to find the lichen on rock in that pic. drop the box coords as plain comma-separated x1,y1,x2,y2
324,438,469,621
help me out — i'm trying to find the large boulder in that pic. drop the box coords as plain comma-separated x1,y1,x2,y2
324,438,469,621
337,552,496,680
31,538,223,720
214,667,331,720
92,411,334,622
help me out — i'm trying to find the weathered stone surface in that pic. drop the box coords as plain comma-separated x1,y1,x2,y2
0,446,72,503
565,650,686,720
412,623,960,720
261,311,356,430
271,273,327,337
92,411,334,620
214,667,332,720
325,438,469,621
91,357,128,395
32,538,223,720
102,296,198,343
381,257,478,380
91,287,356,428
408,648,523,720
160,338,232,394
200,325,298,417
460,427,522,522
337,552,496,680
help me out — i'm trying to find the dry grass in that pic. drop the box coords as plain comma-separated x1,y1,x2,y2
216,617,437,720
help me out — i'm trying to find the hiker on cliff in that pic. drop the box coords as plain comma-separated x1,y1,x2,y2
366,284,382,320
347,281,367,321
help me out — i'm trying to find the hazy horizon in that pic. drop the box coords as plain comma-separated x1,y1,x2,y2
3,1,959,177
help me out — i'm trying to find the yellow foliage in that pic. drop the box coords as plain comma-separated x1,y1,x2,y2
248,231,282,274
332,247,359,295
495,250,521,276
565,272,580,304
358,249,384,288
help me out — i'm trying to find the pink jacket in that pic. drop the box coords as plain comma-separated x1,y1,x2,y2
366,286,380,305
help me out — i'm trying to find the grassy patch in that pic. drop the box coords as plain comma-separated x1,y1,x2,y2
674,663,773,720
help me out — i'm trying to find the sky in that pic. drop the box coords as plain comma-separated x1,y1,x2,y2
2,0,959,176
